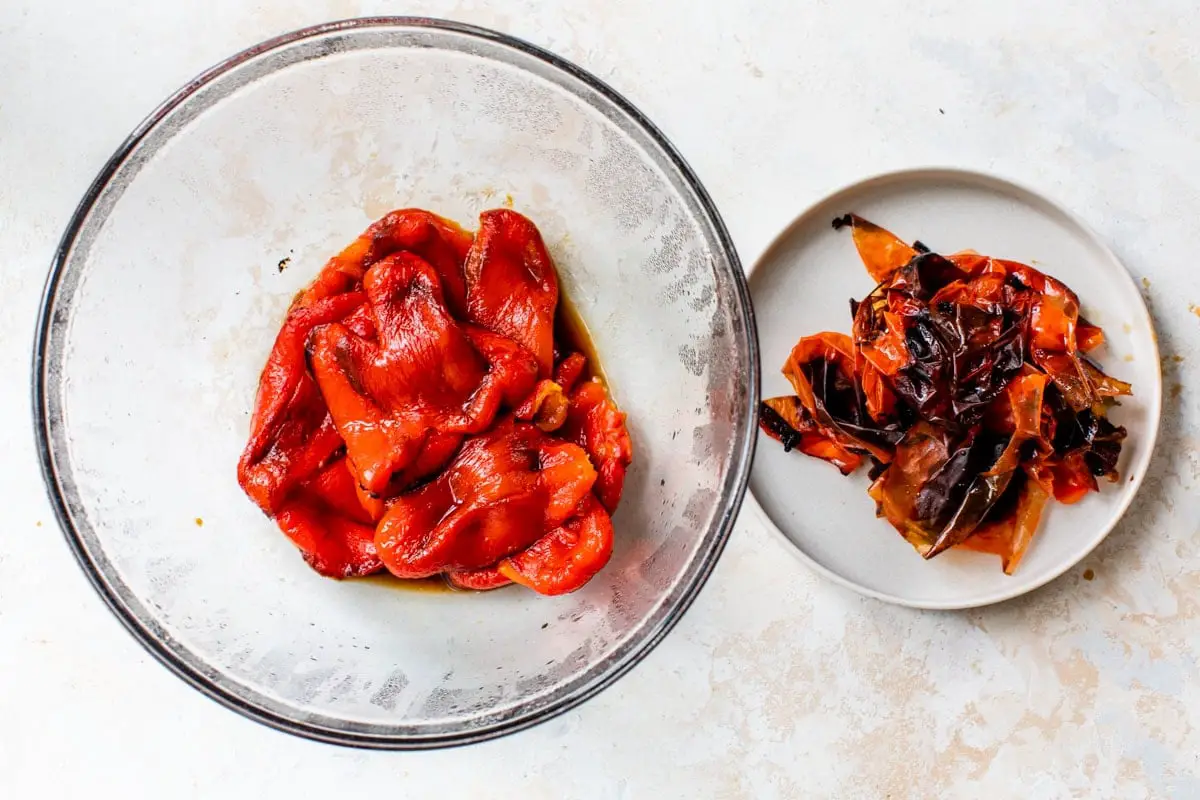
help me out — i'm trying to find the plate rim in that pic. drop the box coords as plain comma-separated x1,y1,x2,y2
30,16,759,748
745,165,1163,610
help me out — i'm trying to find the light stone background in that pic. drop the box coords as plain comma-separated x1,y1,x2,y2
3,1,1199,797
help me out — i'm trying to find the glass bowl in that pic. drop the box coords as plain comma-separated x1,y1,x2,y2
34,18,758,747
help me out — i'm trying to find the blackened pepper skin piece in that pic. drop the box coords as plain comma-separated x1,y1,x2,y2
759,215,1133,574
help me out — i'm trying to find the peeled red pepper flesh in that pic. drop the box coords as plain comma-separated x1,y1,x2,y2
309,250,537,495
237,209,632,593
760,215,1130,575
560,379,634,513
499,495,614,596
304,209,474,314
238,290,366,515
374,422,597,579
463,209,560,378
274,458,383,578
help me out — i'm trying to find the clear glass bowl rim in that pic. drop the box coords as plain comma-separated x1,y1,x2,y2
31,16,760,749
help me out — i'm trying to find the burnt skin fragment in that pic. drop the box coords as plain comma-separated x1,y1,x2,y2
760,214,1133,573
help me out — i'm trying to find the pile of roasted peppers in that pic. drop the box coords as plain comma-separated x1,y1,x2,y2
760,215,1131,574
238,209,632,595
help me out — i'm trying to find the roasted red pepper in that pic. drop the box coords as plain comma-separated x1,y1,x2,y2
374,423,596,578
309,251,537,494
238,209,632,593
553,352,588,393
560,379,634,513
273,458,384,578
514,379,570,432
304,209,474,314
447,493,615,596
463,209,560,378
237,291,366,514
445,565,513,591
499,495,614,595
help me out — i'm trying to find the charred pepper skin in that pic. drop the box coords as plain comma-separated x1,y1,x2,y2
759,215,1130,575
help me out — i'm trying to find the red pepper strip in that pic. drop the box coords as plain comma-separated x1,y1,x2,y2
498,496,614,596
446,566,512,591
554,352,588,393
301,209,474,314
386,431,463,499
514,379,569,432
374,434,542,578
302,458,376,525
237,291,366,514
374,423,596,579
341,457,387,523
464,209,560,377
310,252,537,494
274,490,383,579
539,436,600,523
833,214,919,283
463,326,542,412
343,302,377,339
560,379,633,512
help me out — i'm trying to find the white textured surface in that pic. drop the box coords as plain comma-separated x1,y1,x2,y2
3,0,1199,797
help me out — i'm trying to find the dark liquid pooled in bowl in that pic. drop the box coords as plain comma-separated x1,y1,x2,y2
555,289,604,387
353,287,604,594
353,572,456,593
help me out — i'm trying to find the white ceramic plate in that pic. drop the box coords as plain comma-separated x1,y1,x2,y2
747,167,1161,609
